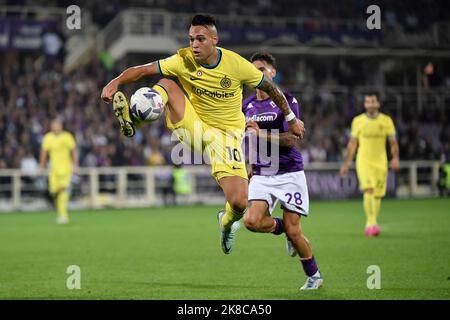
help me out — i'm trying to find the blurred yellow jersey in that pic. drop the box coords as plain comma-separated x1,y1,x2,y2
157,47,264,130
351,113,396,167
42,131,76,175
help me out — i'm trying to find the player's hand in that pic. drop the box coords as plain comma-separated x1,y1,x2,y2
340,163,349,177
390,158,400,171
288,119,305,139
101,80,119,103
246,120,260,136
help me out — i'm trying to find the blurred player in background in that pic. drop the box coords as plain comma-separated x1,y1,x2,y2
243,53,322,290
340,93,399,236
101,14,304,254
39,118,78,224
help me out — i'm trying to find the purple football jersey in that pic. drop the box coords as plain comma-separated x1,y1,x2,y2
242,92,304,175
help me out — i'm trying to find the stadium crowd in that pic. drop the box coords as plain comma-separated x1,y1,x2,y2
4,0,449,30
1,49,449,171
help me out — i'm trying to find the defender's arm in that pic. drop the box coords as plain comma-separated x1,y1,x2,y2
257,78,304,138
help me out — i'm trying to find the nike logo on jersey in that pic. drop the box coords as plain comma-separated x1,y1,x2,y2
190,77,201,81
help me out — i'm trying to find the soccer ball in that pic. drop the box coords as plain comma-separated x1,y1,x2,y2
130,87,164,122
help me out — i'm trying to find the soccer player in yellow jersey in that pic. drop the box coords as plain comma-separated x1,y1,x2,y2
39,119,78,224
340,93,399,236
101,14,304,254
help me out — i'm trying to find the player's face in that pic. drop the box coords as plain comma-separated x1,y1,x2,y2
51,120,62,133
364,95,380,114
189,25,218,63
252,60,276,81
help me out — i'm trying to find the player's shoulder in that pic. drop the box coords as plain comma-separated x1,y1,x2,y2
379,112,394,122
62,130,75,140
219,47,250,65
352,113,366,122
283,91,298,104
43,132,54,140
176,47,192,58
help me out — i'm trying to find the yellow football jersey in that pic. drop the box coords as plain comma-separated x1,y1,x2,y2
42,131,76,175
157,47,264,130
351,113,396,166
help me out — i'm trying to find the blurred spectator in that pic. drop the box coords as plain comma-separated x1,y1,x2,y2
422,62,442,88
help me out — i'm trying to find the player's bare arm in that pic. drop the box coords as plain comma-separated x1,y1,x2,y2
257,78,304,138
72,148,79,174
389,136,400,171
340,137,358,177
101,62,159,103
39,149,47,171
247,120,300,147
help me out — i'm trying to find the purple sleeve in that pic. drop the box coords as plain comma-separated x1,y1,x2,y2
282,94,300,131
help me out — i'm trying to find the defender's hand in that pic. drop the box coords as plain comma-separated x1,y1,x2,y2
340,163,349,177
246,120,260,136
101,80,119,103
288,119,305,139
391,158,400,171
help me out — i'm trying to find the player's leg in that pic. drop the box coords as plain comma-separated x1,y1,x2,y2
217,175,248,254
283,210,322,290
244,175,284,235
152,79,186,124
371,172,388,236
113,78,186,137
357,163,378,235
56,186,70,224
244,200,284,234
50,174,69,224
363,188,376,233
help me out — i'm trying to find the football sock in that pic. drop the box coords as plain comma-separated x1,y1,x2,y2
221,202,246,230
373,197,381,225
152,84,169,106
363,192,376,226
300,256,319,277
271,217,284,235
56,191,69,219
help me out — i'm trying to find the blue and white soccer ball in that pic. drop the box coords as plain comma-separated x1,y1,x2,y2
130,87,164,122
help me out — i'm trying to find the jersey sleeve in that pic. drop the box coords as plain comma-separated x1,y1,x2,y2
66,133,76,150
238,57,265,88
157,53,182,77
386,116,396,137
350,118,360,139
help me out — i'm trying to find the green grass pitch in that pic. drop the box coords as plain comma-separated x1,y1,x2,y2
0,198,449,300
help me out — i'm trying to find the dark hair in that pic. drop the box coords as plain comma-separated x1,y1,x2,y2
250,52,276,68
364,92,379,100
191,14,217,28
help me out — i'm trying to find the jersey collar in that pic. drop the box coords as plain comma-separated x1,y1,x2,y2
199,48,222,69
365,112,380,120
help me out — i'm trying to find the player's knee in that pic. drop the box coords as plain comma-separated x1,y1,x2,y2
228,194,248,213
157,78,177,94
284,223,301,241
243,212,261,231
364,188,374,194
